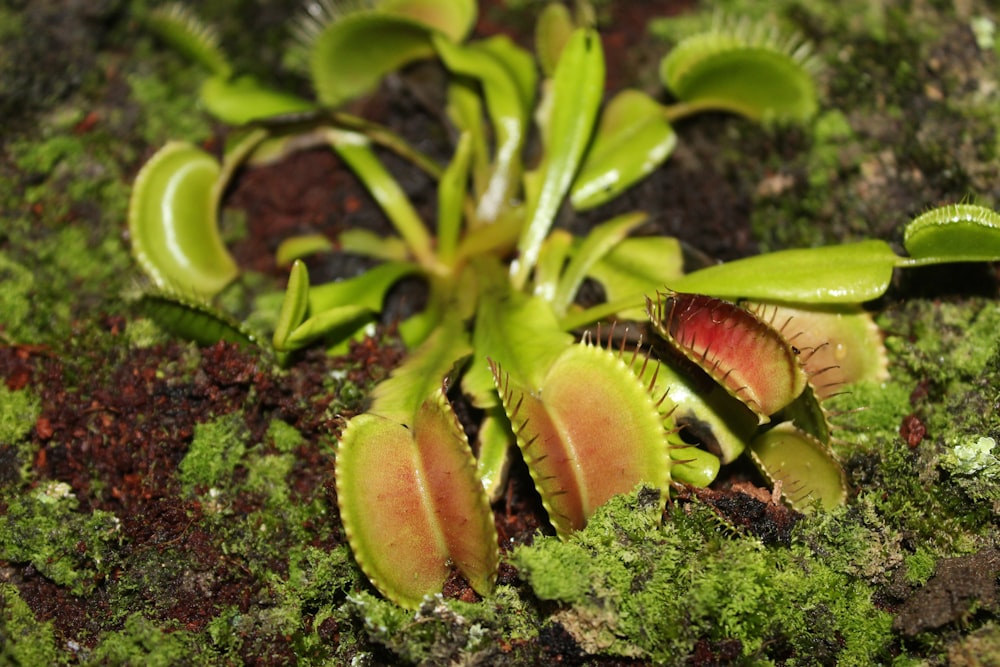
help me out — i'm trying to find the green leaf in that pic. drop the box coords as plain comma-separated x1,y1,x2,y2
138,291,258,348
128,142,237,298
512,28,605,289
310,13,438,108
336,385,498,609
325,130,440,271
553,211,649,315
433,34,534,223
571,89,677,210
534,1,575,77
660,17,819,123
381,0,478,42
437,132,474,265
199,75,316,125
465,261,573,402
446,80,491,199
284,305,374,352
749,422,847,512
903,203,1000,264
275,235,335,267
668,241,902,304
532,230,574,304
635,360,757,465
584,236,685,320
146,3,231,77
308,261,421,314
475,406,514,502
369,317,472,424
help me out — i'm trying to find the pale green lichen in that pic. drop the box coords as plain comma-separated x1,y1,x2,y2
943,436,1000,477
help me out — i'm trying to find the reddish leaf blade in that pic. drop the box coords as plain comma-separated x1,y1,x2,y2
492,343,671,537
336,390,498,609
413,389,500,597
336,413,451,608
648,291,807,422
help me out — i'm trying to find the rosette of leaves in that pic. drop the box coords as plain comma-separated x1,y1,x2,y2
129,1,1000,608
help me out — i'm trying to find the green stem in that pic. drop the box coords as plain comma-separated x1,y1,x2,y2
331,112,444,180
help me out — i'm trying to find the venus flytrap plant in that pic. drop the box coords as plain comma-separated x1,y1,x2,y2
127,1,1000,609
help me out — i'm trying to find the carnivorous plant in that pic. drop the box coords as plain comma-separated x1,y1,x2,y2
129,1,1000,608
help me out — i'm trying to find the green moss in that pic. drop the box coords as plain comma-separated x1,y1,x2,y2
0,385,40,444
178,412,249,492
266,419,305,454
0,482,122,595
904,547,937,586
88,615,199,666
244,453,295,506
0,253,37,344
0,385,41,486
0,583,62,667
344,586,541,665
511,488,894,663
127,68,212,146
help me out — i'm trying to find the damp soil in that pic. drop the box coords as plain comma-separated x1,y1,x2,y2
3,1,998,665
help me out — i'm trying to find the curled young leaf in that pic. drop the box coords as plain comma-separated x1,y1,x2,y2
647,291,807,422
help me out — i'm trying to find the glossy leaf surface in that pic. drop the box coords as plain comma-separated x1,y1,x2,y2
492,342,672,536
512,28,604,288
668,241,901,304
433,35,532,223
903,203,1000,264
648,292,807,422
571,89,677,210
128,142,237,298
661,19,818,123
